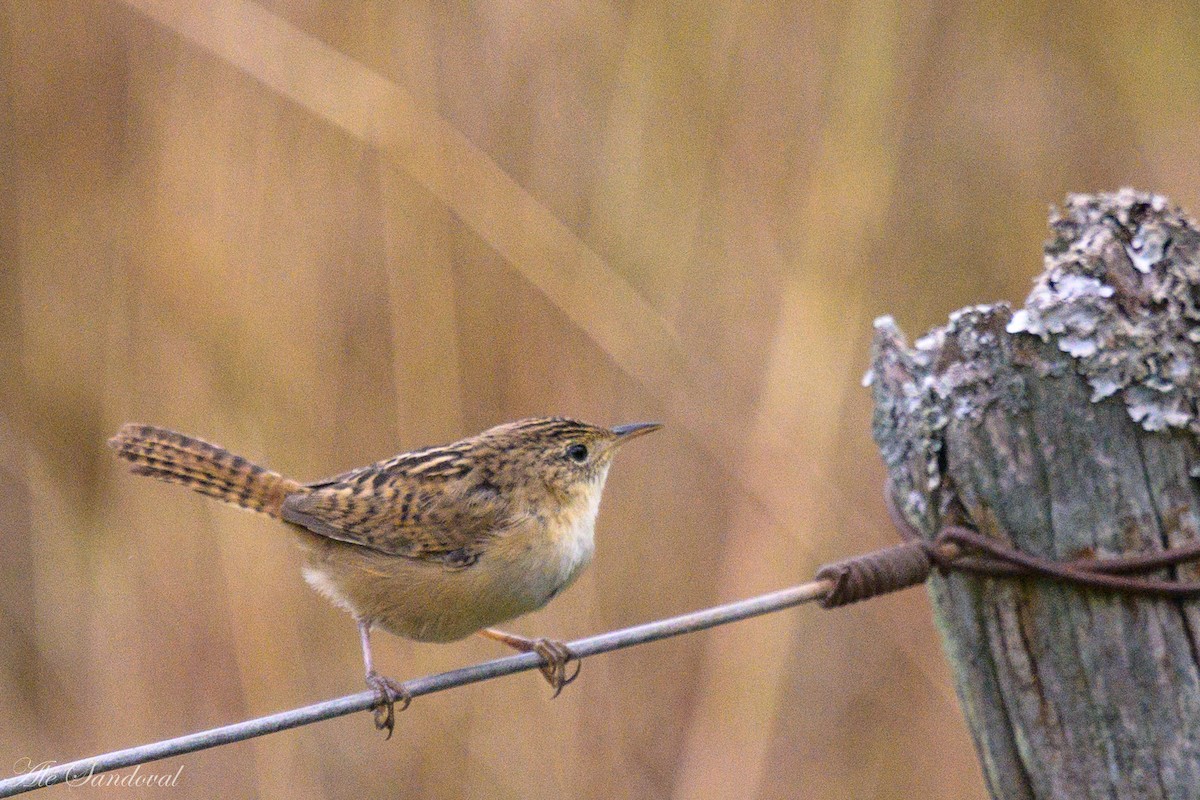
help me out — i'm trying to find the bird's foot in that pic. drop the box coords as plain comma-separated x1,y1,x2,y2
479,629,581,696
527,638,581,697
365,671,411,738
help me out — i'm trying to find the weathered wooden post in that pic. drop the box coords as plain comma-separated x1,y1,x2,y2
869,190,1200,799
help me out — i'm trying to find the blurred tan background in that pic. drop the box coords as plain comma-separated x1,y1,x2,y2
3,1,1199,798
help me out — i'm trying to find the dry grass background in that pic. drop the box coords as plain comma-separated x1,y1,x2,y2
2,1,1199,798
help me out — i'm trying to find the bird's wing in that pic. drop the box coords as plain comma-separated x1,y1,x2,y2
280,445,500,568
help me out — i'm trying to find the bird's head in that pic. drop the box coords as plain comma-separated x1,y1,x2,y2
477,417,661,505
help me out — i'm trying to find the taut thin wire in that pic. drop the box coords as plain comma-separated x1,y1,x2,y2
16,491,1200,798
0,579,834,798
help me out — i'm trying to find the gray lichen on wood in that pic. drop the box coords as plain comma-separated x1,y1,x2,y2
867,190,1200,799
1008,191,1200,435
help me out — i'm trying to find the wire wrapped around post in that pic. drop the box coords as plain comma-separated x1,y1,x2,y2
815,541,933,608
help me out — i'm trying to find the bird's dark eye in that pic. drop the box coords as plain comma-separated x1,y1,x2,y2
566,443,589,463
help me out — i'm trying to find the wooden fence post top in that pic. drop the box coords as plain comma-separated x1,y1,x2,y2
867,190,1200,800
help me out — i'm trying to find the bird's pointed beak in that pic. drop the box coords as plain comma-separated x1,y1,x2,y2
610,421,662,446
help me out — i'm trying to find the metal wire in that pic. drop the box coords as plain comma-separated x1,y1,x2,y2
0,578,833,797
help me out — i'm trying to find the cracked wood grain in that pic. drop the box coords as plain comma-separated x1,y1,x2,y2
868,190,1200,800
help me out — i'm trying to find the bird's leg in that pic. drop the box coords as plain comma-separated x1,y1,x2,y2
479,628,580,697
358,619,410,737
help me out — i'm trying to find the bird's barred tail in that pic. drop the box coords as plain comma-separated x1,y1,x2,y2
108,424,303,517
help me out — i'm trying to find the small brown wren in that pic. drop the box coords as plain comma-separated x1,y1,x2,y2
108,418,660,734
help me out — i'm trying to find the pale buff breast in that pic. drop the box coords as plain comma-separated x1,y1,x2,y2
291,476,604,643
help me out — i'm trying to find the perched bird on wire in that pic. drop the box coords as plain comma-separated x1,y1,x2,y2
108,417,660,734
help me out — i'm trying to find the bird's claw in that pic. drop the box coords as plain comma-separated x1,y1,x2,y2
531,638,581,698
366,671,411,738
